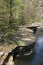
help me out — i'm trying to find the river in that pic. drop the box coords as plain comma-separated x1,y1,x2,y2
14,37,43,65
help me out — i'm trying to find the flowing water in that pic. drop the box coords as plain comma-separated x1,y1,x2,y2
14,37,43,65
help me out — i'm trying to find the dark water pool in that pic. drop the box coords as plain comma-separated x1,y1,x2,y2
14,37,43,65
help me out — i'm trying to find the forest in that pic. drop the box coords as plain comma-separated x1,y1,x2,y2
0,0,43,65
0,0,43,44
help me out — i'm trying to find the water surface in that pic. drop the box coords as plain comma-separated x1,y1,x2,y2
15,37,43,65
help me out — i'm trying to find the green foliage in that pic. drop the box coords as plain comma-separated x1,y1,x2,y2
0,0,24,43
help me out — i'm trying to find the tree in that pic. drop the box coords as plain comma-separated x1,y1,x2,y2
0,0,24,43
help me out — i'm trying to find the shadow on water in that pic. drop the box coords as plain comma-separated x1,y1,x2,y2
14,37,43,65
15,53,35,65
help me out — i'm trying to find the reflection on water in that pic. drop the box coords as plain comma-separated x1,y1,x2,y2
15,53,34,65
15,37,43,65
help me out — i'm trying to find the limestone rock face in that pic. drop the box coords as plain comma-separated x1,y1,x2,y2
16,27,36,46
29,22,43,38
